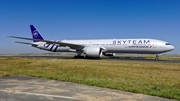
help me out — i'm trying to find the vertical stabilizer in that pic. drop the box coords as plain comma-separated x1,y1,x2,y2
30,25,44,42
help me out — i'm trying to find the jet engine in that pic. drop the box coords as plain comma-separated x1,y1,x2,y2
84,47,102,58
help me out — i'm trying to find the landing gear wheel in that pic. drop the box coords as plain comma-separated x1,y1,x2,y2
74,50,84,59
84,56,90,59
155,54,159,61
155,58,159,61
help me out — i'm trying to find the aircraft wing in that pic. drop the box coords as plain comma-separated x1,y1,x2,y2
7,36,85,50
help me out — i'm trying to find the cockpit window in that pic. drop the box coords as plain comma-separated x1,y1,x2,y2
165,43,171,45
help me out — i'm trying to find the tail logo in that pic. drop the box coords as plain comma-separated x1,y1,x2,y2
33,30,39,37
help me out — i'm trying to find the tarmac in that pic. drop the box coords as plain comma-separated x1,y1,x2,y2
0,76,177,101
0,55,180,64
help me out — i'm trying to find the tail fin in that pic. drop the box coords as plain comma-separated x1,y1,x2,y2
30,25,44,42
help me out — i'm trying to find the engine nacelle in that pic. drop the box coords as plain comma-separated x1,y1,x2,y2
103,53,115,56
84,47,102,58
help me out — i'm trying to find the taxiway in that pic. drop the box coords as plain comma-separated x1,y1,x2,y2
0,55,179,64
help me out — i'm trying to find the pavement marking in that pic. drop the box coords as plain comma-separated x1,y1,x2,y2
0,89,79,100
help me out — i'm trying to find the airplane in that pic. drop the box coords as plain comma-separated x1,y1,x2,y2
8,25,174,60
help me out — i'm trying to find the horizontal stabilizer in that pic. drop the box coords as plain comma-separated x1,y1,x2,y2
14,41,32,45
7,36,44,42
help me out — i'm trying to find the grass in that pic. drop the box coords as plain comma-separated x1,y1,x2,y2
0,57,180,100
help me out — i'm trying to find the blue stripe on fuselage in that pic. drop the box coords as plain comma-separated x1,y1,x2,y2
54,45,58,52
49,44,55,51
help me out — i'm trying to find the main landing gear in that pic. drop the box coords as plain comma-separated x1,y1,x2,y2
74,50,84,59
155,54,159,61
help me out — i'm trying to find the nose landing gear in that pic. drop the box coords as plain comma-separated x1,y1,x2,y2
155,54,159,61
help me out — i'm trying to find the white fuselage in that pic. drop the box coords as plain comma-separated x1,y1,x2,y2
33,38,174,54
8,25,175,59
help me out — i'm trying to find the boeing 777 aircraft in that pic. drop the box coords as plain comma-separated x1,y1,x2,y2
8,25,174,60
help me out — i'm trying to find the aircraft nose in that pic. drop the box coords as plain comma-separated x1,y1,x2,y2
171,45,174,50
165,45,174,52
169,45,174,51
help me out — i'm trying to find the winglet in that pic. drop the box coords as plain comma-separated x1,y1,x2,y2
30,25,44,42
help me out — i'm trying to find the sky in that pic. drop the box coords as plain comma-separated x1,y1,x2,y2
0,0,180,54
